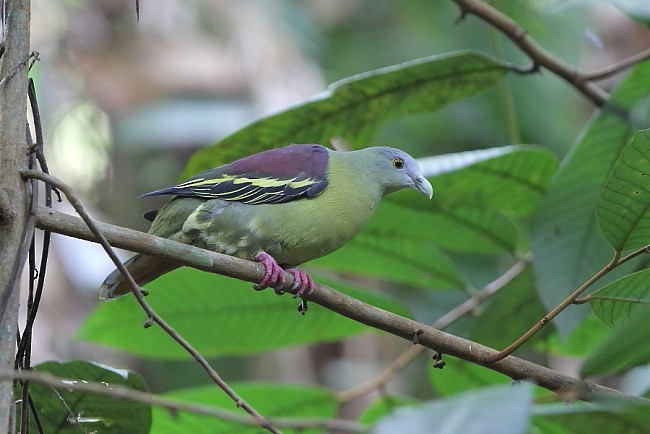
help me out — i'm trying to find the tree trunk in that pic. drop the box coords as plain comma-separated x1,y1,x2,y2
0,0,31,430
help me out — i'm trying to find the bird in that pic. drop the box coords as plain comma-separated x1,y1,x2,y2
99,144,433,305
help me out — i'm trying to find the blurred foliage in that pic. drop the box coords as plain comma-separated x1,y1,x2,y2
20,0,650,433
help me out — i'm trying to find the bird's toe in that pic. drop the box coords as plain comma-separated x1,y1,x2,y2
254,251,286,290
288,269,314,298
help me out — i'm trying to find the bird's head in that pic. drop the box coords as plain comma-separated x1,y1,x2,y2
360,147,433,199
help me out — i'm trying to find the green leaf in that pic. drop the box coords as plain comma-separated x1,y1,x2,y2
417,146,558,215
151,383,336,434
581,305,650,376
531,61,650,337
182,51,512,176
589,269,650,327
79,268,411,359
532,400,650,434
313,233,463,290
373,383,532,434
20,360,150,434
597,129,650,252
369,199,519,254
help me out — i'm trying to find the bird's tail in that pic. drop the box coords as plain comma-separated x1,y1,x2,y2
99,254,180,299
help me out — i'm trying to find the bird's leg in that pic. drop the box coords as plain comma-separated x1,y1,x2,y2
286,269,314,298
253,251,285,292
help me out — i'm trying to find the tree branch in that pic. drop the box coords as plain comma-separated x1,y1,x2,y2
452,0,612,106
30,206,648,404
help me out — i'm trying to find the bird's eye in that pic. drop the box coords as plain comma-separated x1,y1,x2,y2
391,158,404,169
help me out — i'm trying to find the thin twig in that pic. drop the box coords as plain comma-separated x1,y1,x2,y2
49,385,89,434
20,171,280,434
452,0,610,106
485,246,649,363
337,254,532,402
28,204,649,403
583,48,650,82
1,369,367,433
0,51,38,88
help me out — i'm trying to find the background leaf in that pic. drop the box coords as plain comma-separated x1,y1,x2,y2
78,268,411,359
596,129,650,252
182,51,511,176
531,61,650,337
589,269,650,327
468,268,550,349
313,234,463,290
581,305,650,377
22,361,150,434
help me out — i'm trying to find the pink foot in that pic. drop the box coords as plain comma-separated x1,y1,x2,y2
287,269,314,298
254,252,285,290
253,252,314,300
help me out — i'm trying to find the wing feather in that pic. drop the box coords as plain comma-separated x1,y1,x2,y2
140,144,329,205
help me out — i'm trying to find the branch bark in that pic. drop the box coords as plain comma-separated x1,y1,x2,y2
32,206,647,404
0,0,31,430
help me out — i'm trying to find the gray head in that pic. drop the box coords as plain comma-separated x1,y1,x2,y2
353,147,433,199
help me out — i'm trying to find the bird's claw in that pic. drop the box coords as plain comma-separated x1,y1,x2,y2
287,269,314,298
254,251,285,290
254,252,314,301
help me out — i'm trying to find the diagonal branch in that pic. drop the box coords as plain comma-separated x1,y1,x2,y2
29,205,648,404
452,0,611,106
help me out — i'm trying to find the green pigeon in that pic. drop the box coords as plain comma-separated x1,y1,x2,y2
99,144,433,302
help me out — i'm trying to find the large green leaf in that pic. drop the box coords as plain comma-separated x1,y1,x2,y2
596,129,650,252
589,269,650,327
182,51,512,176
313,233,464,290
151,383,336,434
21,361,150,434
531,61,650,337
367,200,519,253
581,305,650,377
414,146,558,215
373,384,532,434
78,268,411,359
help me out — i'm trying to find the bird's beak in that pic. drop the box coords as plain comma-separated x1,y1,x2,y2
413,176,433,199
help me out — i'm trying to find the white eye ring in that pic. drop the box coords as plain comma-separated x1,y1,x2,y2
392,158,404,169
